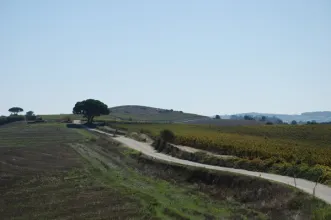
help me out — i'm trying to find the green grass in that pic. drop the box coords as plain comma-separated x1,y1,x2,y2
40,114,82,120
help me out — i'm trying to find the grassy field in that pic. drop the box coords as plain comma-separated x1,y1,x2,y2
113,123,331,183
39,114,82,120
2,122,330,219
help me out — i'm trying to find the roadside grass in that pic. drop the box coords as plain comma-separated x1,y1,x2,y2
71,140,266,219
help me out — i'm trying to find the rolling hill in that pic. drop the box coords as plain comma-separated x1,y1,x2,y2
221,111,331,123
108,105,207,122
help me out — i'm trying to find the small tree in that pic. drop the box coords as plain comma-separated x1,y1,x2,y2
8,107,24,115
26,111,34,117
25,111,36,121
215,115,221,119
160,129,175,143
73,99,109,124
291,120,297,125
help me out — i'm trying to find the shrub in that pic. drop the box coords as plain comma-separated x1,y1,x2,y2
0,115,25,126
160,129,175,143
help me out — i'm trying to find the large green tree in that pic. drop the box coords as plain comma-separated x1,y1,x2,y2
73,99,109,124
8,107,24,115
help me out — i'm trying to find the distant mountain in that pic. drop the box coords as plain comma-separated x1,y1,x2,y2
221,111,331,123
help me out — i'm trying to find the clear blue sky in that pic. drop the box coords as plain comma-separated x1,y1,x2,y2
1,0,330,116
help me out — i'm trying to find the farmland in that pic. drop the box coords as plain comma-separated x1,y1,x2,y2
0,123,146,219
4,122,328,219
113,123,331,183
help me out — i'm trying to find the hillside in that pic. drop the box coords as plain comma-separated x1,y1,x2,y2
109,105,207,121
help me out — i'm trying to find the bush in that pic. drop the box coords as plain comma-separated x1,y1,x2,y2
0,115,25,126
0,116,7,125
154,139,167,152
160,129,175,143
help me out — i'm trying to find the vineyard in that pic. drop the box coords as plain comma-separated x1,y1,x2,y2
115,123,331,182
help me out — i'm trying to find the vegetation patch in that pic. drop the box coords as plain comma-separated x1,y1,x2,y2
114,123,331,184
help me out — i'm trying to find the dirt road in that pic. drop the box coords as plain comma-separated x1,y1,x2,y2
89,128,331,205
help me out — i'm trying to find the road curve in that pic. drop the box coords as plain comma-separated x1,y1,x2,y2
89,128,331,205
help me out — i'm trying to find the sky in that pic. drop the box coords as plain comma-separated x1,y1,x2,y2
1,0,330,116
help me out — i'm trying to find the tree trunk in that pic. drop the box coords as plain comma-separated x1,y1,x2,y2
87,116,92,124
87,115,95,124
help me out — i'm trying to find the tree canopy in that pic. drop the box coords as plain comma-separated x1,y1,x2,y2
8,107,24,115
26,111,37,121
215,115,221,119
73,99,109,124
26,111,34,116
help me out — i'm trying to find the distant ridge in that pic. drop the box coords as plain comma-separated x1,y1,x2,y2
221,111,331,123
